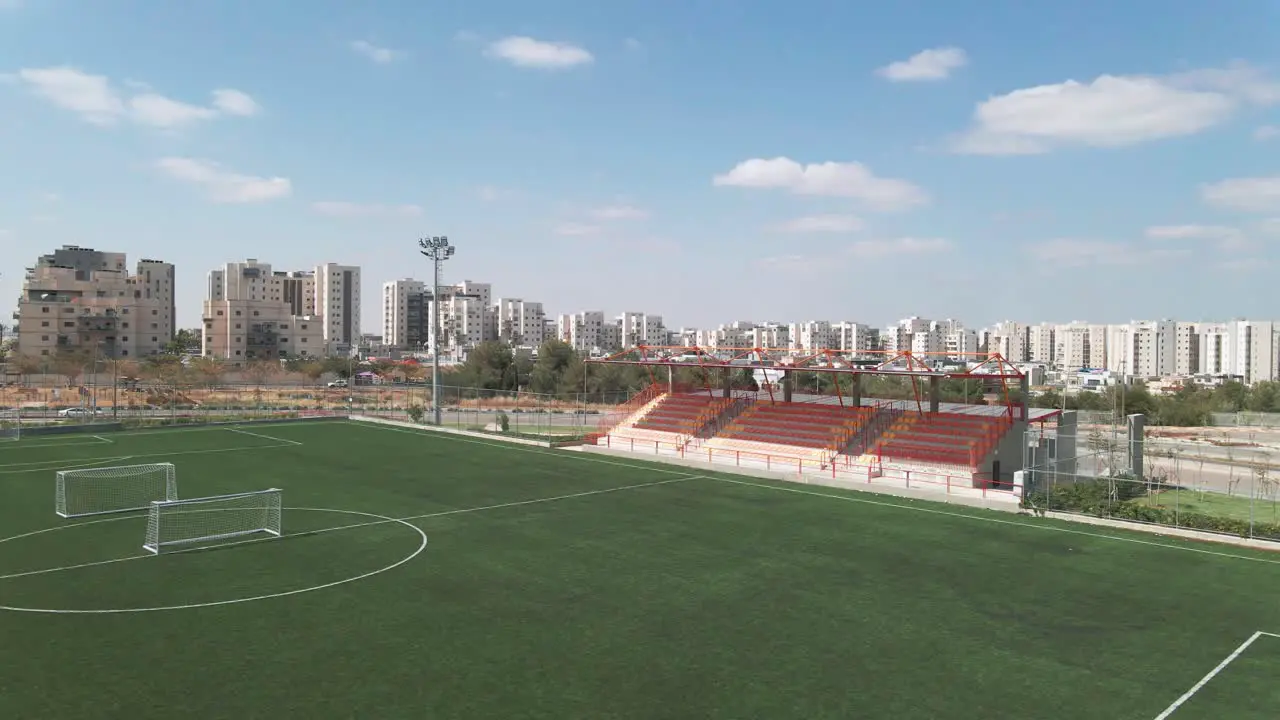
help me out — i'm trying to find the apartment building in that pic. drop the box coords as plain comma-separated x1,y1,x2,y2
202,259,324,364
789,321,833,354
986,321,1029,362
832,322,879,356
432,281,495,353
381,279,427,349
1027,323,1056,364
14,245,175,359
279,271,316,317
1174,322,1200,375
316,263,361,349
497,298,547,347
616,312,666,348
557,311,605,353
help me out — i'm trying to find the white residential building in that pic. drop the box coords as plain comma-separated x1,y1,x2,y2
15,245,175,360
789,321,833,353
557,311,605,354
832,322,879,356
1028,323,1056,364
1198,323,1232,376
431,281,495,353
381,278,426,349
986,321,1029,362
749,322,790,349
497,298,547,347
1174,322,1200,375
617,312,666,347
315,263,361,349
1055,322,1093,372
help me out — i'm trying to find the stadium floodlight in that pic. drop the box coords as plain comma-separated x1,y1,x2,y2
0,409,18,442
143,488,282,554
56,463,177,518
418,235,455,426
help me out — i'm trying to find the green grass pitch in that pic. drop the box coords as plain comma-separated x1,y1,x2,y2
1,420,1279,719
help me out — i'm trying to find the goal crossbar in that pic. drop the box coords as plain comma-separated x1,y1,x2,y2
56,462,177,518
144,488,282,554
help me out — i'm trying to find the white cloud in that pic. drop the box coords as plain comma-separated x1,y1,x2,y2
1255,125,1279,141
129,93,217,128
774,214,864,233
14,66,259,128
950,63,1279,155
713,157,928,211
848,237,952,258
1201,176,1280,213
350,40,403,64
876,47,968,82
17,67,124,125
211,89,259,116
1145,224,1250,252
1027,238,1188,267
554,222,600,236
311,201,422,218
624,38,643,51
155,157,291,204
590,204,648,220
486,36,594,69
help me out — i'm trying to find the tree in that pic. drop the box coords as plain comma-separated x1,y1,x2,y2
165,328,200,355
298,361,325,386
53,348,93,388
188,356,225,389
242,360,280,406
12,354,41,384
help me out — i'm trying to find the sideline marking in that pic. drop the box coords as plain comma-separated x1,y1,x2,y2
1153,630,1272,719
227,427,303,446
347,421,1280,567
0,508,427,614
0,437,114,452
0,455,135,474
0,473,698,583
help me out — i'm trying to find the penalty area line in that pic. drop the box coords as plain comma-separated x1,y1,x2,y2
1153,630,1273,719
226,427,303,446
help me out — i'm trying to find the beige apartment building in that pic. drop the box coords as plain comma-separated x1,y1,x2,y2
15,245,175,359
202,259,325,364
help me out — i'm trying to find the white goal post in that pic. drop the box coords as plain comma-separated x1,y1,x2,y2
143,488,282,555
55,462,177,518
0,409,18,442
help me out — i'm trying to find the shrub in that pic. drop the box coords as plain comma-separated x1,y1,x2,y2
406,405,424,424
497,411,510,432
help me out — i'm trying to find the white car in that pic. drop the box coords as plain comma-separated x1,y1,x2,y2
327,380,348,388
58,407,98,417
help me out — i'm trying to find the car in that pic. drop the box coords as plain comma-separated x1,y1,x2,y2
327,380,348,388
58,407,98,417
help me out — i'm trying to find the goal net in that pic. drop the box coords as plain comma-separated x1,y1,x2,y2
0,410,17,442
55,463,177,518
143,488,282,554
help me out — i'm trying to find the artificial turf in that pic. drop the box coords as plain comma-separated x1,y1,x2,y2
0,419,1278,719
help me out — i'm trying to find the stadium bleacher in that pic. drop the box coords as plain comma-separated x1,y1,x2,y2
871,412,1009,469
703,401,873,459
632,393,733,437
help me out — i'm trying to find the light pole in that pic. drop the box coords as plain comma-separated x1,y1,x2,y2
418,236,455,426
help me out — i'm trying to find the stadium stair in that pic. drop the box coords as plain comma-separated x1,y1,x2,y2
703,401,874,464
608,392,736,448
867,412,1012,471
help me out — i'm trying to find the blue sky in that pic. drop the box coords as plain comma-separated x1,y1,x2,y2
2,0,1278,334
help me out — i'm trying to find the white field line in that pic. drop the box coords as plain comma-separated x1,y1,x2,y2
0,437,115,452
0,456,136,476
347,420,1280,568
227,427,303,446
0,442,299,475
1153,630,1271,719
0,474,700,582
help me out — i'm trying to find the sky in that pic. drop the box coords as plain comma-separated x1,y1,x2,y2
1,0,1279,334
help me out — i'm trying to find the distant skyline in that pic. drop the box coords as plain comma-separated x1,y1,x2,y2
2,1,1278,331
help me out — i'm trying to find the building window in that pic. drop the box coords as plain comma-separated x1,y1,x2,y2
41,335,49,341
41,320,49,327
41,306,49,313
235,324,241,329
217,310,224,316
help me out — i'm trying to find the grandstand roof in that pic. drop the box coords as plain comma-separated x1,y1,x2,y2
786,393,1061,422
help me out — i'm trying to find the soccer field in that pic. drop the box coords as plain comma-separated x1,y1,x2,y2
1,420,1278,719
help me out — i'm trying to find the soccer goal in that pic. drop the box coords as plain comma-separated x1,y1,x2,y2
0,409,18,442
55,463,178,518
143,488,282,554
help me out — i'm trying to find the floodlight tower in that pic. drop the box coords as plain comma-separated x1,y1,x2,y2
418,236,455,426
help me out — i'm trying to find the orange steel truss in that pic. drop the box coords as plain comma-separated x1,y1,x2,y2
586,345,1027,421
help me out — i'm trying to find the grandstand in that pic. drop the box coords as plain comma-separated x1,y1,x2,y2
585,346,1044,495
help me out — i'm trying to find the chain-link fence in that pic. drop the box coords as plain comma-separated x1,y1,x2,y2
0,380,640,438
1024,422,1280,541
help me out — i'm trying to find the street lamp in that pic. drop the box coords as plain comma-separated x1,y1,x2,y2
418,236,455,426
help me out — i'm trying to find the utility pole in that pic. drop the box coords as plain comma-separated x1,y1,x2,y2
418,236,455,426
